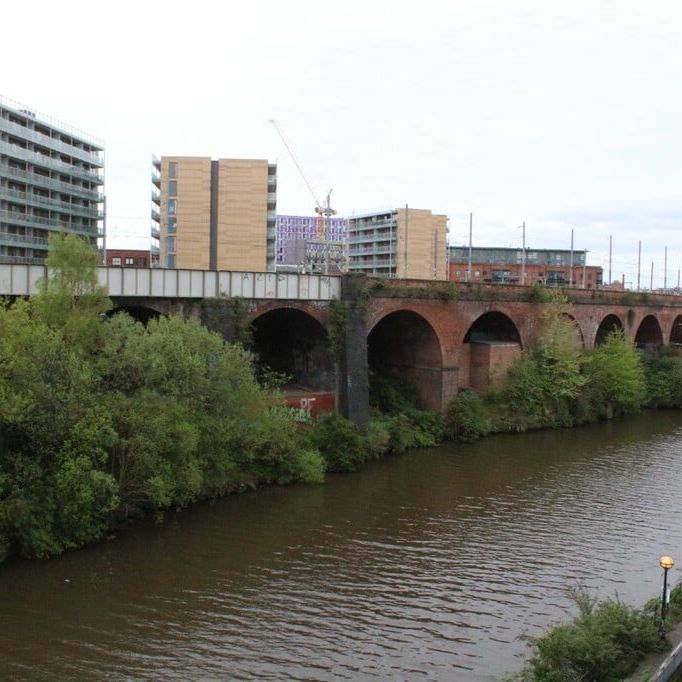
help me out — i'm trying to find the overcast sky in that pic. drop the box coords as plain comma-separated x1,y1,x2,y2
3,0,681,286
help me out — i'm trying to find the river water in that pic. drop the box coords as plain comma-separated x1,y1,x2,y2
2,411,682,681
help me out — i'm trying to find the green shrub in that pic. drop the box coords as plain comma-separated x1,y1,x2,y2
369,374,419,413
517,588,668,681
307,413,366,473
445,390,491,441
644,347,682,408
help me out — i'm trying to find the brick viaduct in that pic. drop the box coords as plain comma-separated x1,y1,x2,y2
111,276,682,425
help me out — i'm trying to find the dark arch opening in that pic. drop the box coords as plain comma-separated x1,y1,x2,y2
252,308,332,392
634,315,663,350
461,312,522,392
463,311,521,344
559,312,585,350
107,305,162,325
671,316,682,345
595,314,624,346
368,310,442,411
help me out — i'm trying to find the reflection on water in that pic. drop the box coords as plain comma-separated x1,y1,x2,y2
2,411,682,680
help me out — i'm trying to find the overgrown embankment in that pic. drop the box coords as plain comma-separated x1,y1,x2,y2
508,584,682,681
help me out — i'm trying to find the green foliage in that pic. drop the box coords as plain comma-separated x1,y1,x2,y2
369,374,420,413
492,305,587,431
0,244,326,561
32,233,110,354
643,346,682,408
445,390,491,441
584,329,646,418
307,413,366,472
517,588,668,681
328,299,347,357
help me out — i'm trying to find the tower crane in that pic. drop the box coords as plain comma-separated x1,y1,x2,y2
268,119,336,240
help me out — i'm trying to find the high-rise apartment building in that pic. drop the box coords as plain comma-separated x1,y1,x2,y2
0,96,104,264
347,207,448,279
155,156,277,271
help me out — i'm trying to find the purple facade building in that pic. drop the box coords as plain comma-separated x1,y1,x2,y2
276,215,346,266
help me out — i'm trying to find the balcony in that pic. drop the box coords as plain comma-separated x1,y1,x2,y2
151,208,160,222
0,163,103,202
0,209,99,237
0,141,103,184
0,254,46,265
0,231,50,248
0,187,103,218
151,226,160,240
151,189,160,205
0,118,104,166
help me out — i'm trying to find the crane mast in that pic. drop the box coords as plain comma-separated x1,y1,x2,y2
269,119,344,273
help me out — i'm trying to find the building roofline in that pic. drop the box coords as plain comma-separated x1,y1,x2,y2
0,94,104,149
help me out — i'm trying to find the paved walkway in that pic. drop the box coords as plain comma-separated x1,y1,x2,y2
627,622,682,681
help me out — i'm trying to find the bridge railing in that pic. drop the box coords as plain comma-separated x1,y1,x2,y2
0,264,341,300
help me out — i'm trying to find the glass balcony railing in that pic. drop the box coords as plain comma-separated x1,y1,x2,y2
0,141,103,184
151,227,160,240
0,163,103,202
0,118,104,166
0,187,103,218
0,231,50,247
0,209,98,237
0,254,47,265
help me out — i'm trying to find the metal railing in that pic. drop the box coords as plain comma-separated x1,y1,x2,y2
0,94,104,147
0,187,103,218
0,141,103,184
0,163,103,201
0,209,99,237
0,231,49,246
0,118,104,165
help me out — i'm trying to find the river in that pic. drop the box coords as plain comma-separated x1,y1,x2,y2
2,411,682,680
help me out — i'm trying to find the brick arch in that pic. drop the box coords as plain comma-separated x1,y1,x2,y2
249,300,329,330
367,307,444,411
459,309,523,392
251,306,333,392
559,312,585,349
107,304,163,324
634,314,663,349
671,315,682,345
595,313,624,346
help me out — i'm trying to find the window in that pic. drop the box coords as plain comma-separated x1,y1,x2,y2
125,257,134,266
168,199,177,215
166,254,176,268
166,236,176,252
169,161,177,178
167,216,177,233
168,180,177,196
112,257,121,266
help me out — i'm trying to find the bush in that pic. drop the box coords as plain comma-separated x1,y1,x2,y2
307,413,366,473
445,390,491,441
644,347,682,408
517,588,668,681
369,374,419,413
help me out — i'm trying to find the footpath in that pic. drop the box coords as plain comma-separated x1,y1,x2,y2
628,622,682,681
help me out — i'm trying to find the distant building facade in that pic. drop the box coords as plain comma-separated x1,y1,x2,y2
0,95,104,264
276,214,346,268
105,249,151,268
154,156,277,271
347,207,448,279
449,246,603,288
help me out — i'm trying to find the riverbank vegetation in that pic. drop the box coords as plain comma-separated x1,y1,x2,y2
0,235,325,561
509,584,682,681
3,237,682,564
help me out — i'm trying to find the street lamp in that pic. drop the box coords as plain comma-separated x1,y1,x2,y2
660,555,674,626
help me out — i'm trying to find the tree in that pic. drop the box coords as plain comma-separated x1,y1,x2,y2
585,330,646,418
32,233,110,354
